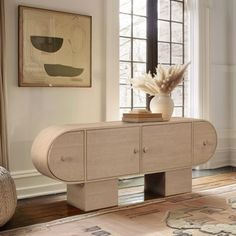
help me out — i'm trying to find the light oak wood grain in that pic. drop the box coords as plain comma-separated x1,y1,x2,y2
87,127,140,180
164,168,192,195
141,123,192,173
32,119,202,183
48,132,84,182
67,179,118,211
193,121,217,165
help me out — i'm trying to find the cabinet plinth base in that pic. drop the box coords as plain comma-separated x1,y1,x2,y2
67,179,118,211
144,168,192,197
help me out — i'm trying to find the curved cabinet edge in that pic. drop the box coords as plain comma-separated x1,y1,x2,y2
47,131,85,182
31,119,217,184
193,120,217,166
31,126,84,183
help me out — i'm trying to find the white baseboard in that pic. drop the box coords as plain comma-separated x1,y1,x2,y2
229,131,236,166
10,169,66,199
230,148,236,167
198,148,230,169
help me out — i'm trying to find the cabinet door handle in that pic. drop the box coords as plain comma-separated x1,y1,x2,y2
61,156,72,162
203,140,207,146
133,148,139,154
143,147,148,153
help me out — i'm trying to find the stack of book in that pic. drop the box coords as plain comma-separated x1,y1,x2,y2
122,111,163,123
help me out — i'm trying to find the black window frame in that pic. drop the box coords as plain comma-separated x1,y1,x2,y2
119,0,185,116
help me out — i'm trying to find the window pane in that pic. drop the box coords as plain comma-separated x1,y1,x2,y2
172,23,183,43
133,63,146,77
133,90,146,107
133,16,146,38
158,43,170,64
171,1,183,22
120,0,131,14
161,64,170,70
120,37,131,61
119,0,187,117
120,14,131,37
120,85,131,107
173,107,183,117
120,62,131,84
171,86,183,106
158,20,170,42
133,39,146,62
172,44,183,64
158,0,170,20
133,0,147,16
120,108,130,119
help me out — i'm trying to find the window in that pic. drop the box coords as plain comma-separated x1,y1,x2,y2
119,0,189,117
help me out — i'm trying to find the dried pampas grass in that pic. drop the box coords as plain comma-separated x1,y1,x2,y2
130,62,190,96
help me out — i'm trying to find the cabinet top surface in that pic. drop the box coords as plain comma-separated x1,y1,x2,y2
45,117,205,134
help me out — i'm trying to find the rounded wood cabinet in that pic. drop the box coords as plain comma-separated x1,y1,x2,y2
193,121,217,166
31,118,217,211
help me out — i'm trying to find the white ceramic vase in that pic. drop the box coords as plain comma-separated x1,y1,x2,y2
150,94,174,121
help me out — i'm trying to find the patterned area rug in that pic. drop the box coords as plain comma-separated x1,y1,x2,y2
1,184,236,236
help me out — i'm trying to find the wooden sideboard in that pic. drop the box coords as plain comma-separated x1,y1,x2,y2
31,118,217,211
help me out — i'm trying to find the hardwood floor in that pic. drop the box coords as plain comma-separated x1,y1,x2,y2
0,192,82,231
1,168,236,232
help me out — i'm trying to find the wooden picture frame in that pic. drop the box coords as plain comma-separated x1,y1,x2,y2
18,6,92,87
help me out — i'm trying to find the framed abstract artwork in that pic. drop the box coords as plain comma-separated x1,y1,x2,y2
18,6,92,87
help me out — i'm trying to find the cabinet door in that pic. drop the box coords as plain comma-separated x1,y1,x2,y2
48,131,84,182
142,123,192,173
193,121,217,165
87,127,140,180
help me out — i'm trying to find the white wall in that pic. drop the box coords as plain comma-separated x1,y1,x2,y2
209,0,229,127
228,0,236,166
209,0,231,167
197,0,232,168
5,0,106,198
